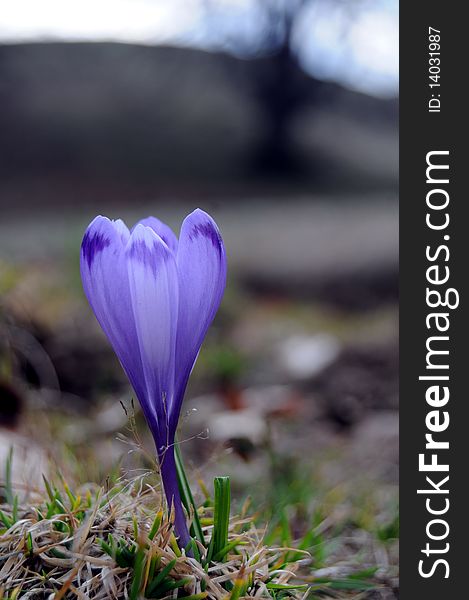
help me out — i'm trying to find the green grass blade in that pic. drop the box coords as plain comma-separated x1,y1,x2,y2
129,544,146,600
174,442,205,546
266,583,308,590
146,558,177,595
229,578,246,600
148,511,163,541
4,448,14,506
0,509,13,529
152,576,190,596
314,577,376,591
213,539,242,562
207,477,230,563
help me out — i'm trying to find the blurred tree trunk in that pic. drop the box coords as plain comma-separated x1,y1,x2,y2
243,0,316,176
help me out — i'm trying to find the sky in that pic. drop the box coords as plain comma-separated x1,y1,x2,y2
0,0,398,98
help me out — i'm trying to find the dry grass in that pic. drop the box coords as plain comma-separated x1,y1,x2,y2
0,472,314,600
0,426,397,600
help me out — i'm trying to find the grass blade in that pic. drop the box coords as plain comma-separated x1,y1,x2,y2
207,477,230,563
129,544,146,600
174,442,205,546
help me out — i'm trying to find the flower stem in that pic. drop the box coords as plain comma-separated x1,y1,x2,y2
158,444,191,550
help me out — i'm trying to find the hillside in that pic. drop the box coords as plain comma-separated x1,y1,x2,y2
0,42,398,207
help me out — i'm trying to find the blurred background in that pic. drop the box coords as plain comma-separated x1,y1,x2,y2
0,0,398,590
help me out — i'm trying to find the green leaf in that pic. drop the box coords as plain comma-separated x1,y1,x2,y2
148,554,159,582
148,511,163,541
98,538,113,557
174,442,205,546
4,447,14,506
279,508,292,547
0,510,12,529
314,577,376,591
186,538,201,563
63,482,77,508
129,544,146,600
266,583,308,590
150,576,190,597
377,513,399,542
229,579,247,600
213,539,242,562
206,477,231,564
145,558,177,596
349,567,379,580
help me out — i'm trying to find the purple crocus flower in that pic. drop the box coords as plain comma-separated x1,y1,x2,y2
80,209,226,548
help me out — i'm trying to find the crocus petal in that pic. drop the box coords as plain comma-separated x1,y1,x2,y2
134,217,178,255
125,224,179,444
172,209,226,424
80,216,149,403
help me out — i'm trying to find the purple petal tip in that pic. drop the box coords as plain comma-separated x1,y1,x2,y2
126,225,172,273
81,218,112,268
187,211,224,255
